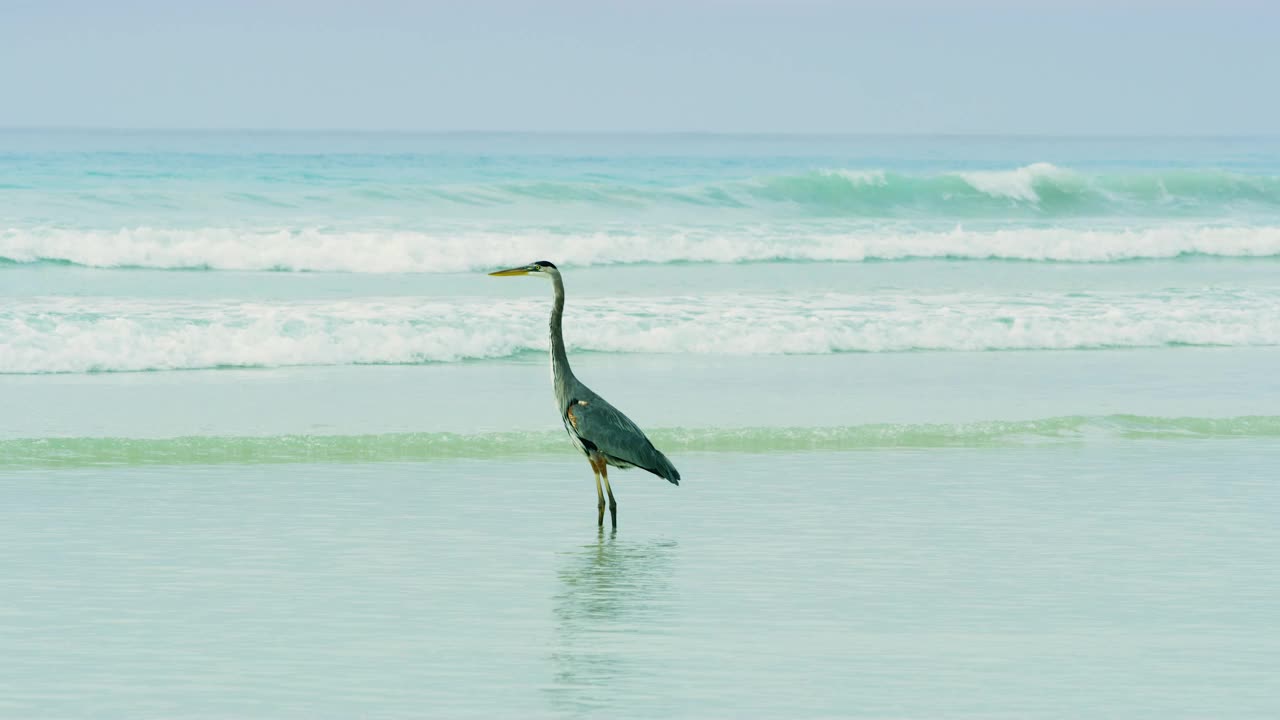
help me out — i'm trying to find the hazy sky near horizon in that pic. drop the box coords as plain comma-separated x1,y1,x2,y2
1,0,1276,134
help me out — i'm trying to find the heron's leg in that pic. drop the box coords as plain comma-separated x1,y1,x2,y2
601,464,617,528
592,458,605,527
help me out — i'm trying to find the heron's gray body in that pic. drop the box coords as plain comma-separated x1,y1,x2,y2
547,269,680,485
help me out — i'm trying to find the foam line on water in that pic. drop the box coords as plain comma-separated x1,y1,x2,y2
3,290,1279,373
4,225,1280,272
4,415,1278,468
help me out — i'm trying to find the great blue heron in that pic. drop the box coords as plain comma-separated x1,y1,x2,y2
489,261,680,527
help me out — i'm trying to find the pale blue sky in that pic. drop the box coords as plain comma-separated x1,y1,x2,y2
1,0,1276,134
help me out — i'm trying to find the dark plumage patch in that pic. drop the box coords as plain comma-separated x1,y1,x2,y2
533,260,557,269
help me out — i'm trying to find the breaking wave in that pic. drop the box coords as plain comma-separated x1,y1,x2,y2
9,163,1280,219
4,290,1279,374
3,225,1280,272
749,164,1280,215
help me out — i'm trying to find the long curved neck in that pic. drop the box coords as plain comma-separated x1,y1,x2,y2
549,272,575,399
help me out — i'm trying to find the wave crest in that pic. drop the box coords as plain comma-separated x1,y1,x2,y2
4,291,1278,374
956,162,1076,203
738,164,1280,215
4,225,1280,272
6,165,1280,222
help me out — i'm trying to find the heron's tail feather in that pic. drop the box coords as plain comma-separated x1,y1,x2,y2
645,447,681,486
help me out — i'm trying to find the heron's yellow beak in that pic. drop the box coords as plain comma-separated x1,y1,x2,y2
488,266,532,277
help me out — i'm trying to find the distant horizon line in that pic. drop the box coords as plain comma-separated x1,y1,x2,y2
2,125,1276,140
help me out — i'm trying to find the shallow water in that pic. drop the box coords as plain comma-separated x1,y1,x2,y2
4,445,1278,718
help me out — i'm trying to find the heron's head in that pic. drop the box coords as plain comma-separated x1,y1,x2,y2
488,260,558,279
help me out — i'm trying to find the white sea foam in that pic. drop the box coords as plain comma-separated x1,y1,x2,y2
955,163,1074,203
3,224,1280,272
3,290,1278,373
820,169,889,186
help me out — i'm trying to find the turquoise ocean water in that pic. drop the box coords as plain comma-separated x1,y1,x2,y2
3,131,1279,717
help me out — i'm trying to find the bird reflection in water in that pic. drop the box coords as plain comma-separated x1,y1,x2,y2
545,529,677,715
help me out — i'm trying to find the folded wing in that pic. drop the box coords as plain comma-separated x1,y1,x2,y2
567,398,681,485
